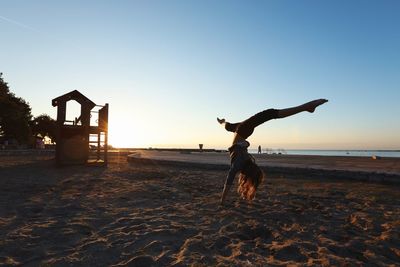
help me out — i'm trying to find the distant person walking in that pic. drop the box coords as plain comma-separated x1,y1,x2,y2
217,99,328,204
258,145,262,154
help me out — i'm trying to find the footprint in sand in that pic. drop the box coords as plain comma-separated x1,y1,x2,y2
272,243,307,262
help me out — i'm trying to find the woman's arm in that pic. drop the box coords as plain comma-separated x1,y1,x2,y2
220,184,231,205
220,158,243,204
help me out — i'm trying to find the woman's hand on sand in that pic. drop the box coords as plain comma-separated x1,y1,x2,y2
306,99,328,113
217,118,225,124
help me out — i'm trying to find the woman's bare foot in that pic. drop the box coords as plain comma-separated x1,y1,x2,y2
217,117,225,124
305,99,328,113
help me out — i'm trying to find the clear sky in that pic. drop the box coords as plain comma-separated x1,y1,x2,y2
1,0,399,150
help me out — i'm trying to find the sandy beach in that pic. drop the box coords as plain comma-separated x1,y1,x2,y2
1,152,399,266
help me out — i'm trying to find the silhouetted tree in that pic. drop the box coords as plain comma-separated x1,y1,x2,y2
0,73,32,144
31,114,57,143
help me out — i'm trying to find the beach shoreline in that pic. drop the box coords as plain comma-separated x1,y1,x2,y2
128,150,400,184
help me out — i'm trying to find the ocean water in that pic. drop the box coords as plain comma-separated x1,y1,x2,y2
248,149,400,158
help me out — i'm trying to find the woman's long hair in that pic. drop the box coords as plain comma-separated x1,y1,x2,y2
237,160,264,201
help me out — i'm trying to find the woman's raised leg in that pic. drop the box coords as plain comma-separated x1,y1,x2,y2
217,117,240,133
277,99,328,118
236,99,328,139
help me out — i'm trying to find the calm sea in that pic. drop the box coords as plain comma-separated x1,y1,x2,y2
248,149,400,158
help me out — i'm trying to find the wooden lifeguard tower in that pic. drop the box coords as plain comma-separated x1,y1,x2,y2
52,90,109,166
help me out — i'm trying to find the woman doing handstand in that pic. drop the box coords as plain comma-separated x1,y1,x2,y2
218,99,328,205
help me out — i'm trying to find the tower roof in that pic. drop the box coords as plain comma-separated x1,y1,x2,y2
52,90,96,110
